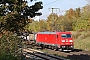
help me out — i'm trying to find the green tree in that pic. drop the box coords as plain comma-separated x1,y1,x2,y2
0,33,21,60
0,0,43,60
0,0,43,32
27,21,40,32
39,20,47,31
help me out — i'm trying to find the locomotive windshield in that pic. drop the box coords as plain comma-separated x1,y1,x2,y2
61,34,71,38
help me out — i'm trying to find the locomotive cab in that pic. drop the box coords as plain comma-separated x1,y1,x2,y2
58,32,74,51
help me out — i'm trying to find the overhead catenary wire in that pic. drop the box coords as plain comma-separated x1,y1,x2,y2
44,0,61,6
40,0,61,18
43,0,62,10
40,0,68,19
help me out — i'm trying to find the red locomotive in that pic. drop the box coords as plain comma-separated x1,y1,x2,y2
36,31,74,51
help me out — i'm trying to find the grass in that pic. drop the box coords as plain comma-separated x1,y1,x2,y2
72,31,90,51
74,37,90,51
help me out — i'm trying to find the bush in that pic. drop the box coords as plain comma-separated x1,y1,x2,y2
0,53,18,60
73,31,90,51
0,33,22,60
72,31,81,39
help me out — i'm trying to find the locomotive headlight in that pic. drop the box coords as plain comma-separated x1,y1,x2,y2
71,46,73,48
62,40,65,42
62,46,65,48
69,40,73,42
71,43,72,44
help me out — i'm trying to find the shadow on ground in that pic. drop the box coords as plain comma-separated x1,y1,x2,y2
66,49,90,60
67,54,90,60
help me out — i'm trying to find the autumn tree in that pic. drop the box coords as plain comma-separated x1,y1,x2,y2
73,5,90,31
57,15,74,31
75,8,81,18
65,8,81,19
65,8,76,19
46,13,58,31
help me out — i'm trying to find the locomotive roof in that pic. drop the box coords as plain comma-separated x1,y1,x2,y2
38,32,56,34
37,31,71,34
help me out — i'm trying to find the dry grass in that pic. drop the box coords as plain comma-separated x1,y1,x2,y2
74,37,90,51
72,31,90,51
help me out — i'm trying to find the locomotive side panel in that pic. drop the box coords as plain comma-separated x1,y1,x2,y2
36,32,57,45
47,34,57,44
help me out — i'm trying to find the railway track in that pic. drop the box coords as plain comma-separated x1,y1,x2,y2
41,48,90,60
23,48,66,60
22,41,90,60
67,50,90,60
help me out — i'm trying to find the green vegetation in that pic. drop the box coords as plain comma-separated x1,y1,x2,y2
0,0,43,32
0,53,18,60
0,33,22,60
0,0,43,60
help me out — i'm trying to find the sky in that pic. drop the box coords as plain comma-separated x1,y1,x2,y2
27,0,88,20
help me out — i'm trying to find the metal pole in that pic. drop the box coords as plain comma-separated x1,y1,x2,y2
49,8,60,31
